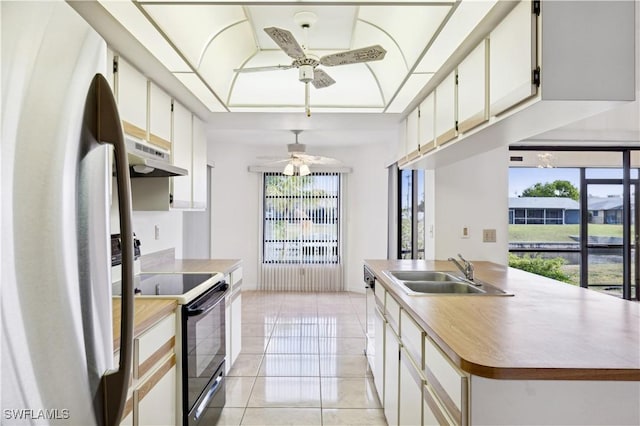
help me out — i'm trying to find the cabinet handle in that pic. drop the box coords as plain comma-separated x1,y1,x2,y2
90,74,135,426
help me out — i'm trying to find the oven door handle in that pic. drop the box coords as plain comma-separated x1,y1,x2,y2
194,368,224,421
186,282,228,317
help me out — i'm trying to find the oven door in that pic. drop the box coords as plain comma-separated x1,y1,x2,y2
182,283,227,425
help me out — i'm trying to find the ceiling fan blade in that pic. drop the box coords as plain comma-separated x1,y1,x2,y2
234,64,294,73
295,153,341,165
264,27,306,59
320,45,387,67
311,69,336,89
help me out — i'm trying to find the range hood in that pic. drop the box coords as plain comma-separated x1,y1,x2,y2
125,136,188,178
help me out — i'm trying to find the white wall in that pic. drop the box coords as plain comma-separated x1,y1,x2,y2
208,139,390,292
434,145,508,264
110,179,184,258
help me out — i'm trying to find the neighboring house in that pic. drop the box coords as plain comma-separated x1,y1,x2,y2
588,197,624,224
509,197,580,225
509,196,628,225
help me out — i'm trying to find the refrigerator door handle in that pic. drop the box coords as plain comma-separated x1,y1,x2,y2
90,74,134,426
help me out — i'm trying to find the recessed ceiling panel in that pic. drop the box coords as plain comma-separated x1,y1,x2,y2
351,21,407,104
386,73,434,113
173,72,227,112
416,0,497,72
143,4,248,67
198,21,257,102
248,5,357,50
358,5,452,67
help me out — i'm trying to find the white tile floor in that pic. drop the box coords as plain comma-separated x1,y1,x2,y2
217,291,387,426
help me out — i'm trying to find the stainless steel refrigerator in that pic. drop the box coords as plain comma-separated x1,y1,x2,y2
2,2,135,425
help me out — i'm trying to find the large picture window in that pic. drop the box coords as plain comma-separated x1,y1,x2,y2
263,172,340,264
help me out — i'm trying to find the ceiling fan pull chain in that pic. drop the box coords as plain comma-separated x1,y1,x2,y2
305,82,311,117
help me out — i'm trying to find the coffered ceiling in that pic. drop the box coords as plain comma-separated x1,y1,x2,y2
97,0,499,116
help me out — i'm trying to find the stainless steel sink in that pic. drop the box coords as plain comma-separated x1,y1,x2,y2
403,281,486,294
383,270,511,296
387,270,460,282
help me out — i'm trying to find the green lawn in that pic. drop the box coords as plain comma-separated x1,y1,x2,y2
509,224,626,242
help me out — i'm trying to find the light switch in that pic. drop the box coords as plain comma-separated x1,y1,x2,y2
483,229,497,243
154,225,160,240
462,226,470,239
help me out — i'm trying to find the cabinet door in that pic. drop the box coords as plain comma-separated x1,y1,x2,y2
399,347,423,426
148,81,172,151
423,383,453,426
384,323,400,426
191,116,207,210
373,307,385,404
172,101,193,209
489,0,537,115
435,71,457,146
117,57,147,140
406,107,420,159
231,292,242,366
224,293,232,374
397,118,408,163
136,356,177,426
458,40,488,133
419,92,435,153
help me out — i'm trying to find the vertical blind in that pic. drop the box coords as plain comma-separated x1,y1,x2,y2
260,172,343,291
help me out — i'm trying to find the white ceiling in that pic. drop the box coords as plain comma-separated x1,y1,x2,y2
97,0,499,116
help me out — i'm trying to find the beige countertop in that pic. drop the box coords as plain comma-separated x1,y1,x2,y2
365,259,640,381
112,298,177,352
141,258,241,275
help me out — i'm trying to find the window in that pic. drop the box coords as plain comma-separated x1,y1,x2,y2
263,172,340,264
398,169,425,259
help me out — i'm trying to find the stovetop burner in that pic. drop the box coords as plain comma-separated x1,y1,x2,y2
112,272,223,304
136,273,216,296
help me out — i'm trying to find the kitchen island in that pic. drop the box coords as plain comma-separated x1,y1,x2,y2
365,259,640,425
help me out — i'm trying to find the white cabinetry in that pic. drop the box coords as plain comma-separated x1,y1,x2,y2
373,307,385,404
191,116,207,210
489,0,537,116
225,267,243,373
148,81,172,151
406,107,420,160
116,56,147,140
399,346,423,426
418,92,436,154
120,311,177,426
457,40,488,133
383,321,400,426
435,71,457,146
172,101,193,209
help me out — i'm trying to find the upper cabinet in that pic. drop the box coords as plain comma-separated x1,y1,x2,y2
405,107,420,160
172,101,193,209
489,0,537,116
457,40,488,133
149,82,172,151
191,116,207,210
435,71,457,146
116,57,148,140
418,92,435,154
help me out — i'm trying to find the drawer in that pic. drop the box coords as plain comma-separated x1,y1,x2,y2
401,309,425,369
385,294,401,333
423,383,455,426
424,335,468,425
134,312,176,379
231,268,243,287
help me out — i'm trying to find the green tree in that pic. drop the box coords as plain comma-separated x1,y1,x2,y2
521,180,579,200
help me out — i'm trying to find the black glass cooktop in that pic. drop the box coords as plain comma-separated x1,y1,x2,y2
114,273,216,296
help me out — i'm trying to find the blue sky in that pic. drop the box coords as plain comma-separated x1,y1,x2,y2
509,168,632,198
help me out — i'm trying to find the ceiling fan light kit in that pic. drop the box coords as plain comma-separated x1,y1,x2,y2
235,11,387,117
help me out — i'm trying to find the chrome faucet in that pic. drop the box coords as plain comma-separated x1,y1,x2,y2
448,253,474,281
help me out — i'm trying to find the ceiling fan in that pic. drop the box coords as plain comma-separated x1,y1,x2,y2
234,11,387,117
261,130,341,176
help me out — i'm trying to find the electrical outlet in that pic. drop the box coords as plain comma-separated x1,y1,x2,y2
483,229,497,243
461,226,470,239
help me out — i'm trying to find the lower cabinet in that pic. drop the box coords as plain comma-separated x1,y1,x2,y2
120,311,178,425
373,307,385,404
384,322,400,426
225,266,243,373
399,347,423,426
